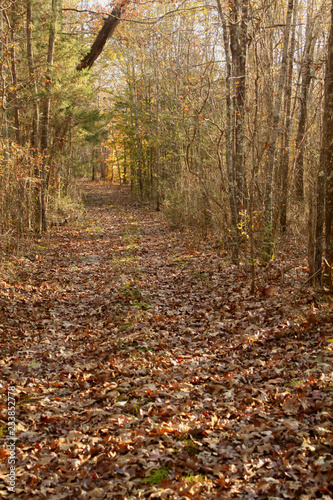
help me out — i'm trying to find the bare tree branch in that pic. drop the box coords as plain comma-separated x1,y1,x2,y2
62,8,108,16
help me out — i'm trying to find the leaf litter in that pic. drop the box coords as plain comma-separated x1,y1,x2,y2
0,182,332,499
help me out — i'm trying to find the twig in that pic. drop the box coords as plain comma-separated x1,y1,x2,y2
296,265,323,294
0,229,14,238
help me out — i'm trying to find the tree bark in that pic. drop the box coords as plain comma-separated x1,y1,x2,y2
131,59,143,197
263,0,294,259
216,0,239,263
229,0,249,211
4,7,21,145
320,0,333,287
77,0,130,71
308,183,315,279
279,0,298,233
26,0,41,232
294,1,316,202
27,0,39,152
39,0,58,232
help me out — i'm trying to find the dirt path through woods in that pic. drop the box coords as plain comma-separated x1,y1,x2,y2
0,182,332,499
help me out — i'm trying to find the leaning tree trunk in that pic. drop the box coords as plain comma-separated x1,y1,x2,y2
77,0,130,71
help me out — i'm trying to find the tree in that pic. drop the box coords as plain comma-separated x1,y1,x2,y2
294,0,317,202
263,0,295,259
216,0,239,263
317,0,333,287
77,0,131,71
38,0,59,232
279,0,298,233
0,0,103,233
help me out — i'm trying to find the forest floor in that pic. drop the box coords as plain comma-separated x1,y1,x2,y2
0,182,332,500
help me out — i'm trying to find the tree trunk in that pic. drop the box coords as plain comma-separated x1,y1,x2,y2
26,0,39,152
77,0,130,71
229,0,249,212
279,0,298,233
39,0,58,232
0,10,10,170
153,40,161,211
216,0,239,263
131,59,143,198
263,0,294,259
4,6,21,145
294,1,316,202
321,0,333,288
308,182,315,279
123,140,128,184
27,1,42,232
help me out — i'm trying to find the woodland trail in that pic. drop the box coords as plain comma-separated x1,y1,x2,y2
0,182,332,499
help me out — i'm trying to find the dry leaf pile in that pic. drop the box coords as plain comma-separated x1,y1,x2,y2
0,183,332,499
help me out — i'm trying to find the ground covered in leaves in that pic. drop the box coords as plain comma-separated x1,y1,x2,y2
0,182,333,499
